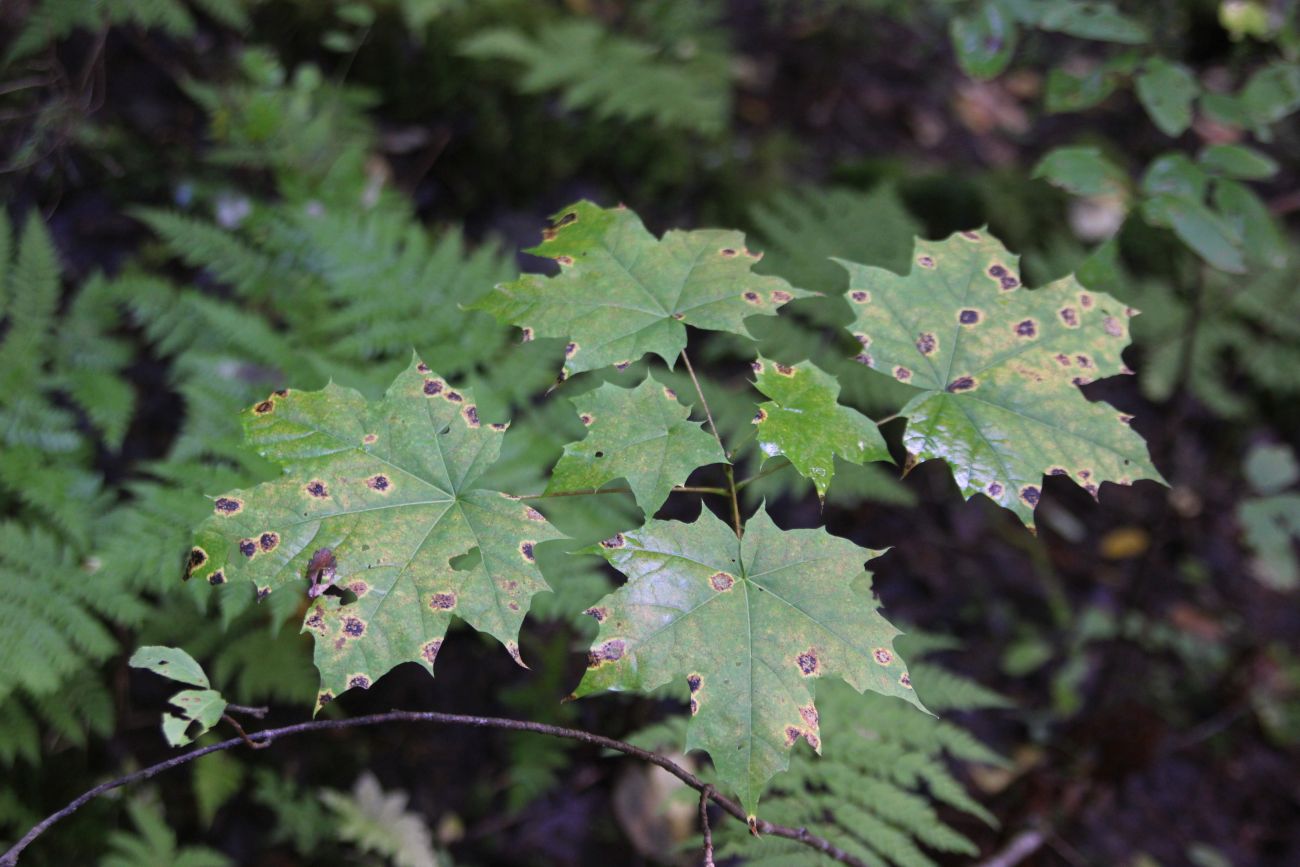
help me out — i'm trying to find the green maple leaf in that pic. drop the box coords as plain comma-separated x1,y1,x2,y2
186,358,562,707
571,507,924,816
471,201,812,376
839,230,1164,526
546,375,726,515
751,357,892,500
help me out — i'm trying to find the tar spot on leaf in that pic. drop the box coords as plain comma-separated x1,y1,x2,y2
348,675,371,690
987,482,1004,497
306,480,329,498
688,673,702,693
463,405,480,427
1016,319,1037,337
214,497,243,514
1103,316,1123,336
421,639,442,665
899,673,912,688
873,648,893,665
917,255,935,268
208,570,225,586
916,333,937,355
446,390,463,403
239,539,256,558
367,474,391,492
709,571,736,592
256,587,270,602
893,366,912,382
253,401,274,415
850,291,870,303
946,376,976,392
1059,307,1079,327
800,704,819,727
343,616,365,637
259,532,279,552
416,362,430,373
1020,486,1041,507
796,649,820,676
988,264,1007,278
1079,293,1094,309
959,309,981,325
775,363,794,376
584,606,608,622
771,289,793,302
753,408,768,424
430,592,456,610
519,541,535,562
423,379,444,396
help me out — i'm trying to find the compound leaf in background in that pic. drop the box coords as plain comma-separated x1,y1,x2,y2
571,507,923,816
1135,58,1199,136
751,357,891,500
1037,1,1148,44
951,1,1018,80
546,375,726,515
1033,146,1130,198
472,202,811,376
321,773,441,867
840,231,1163,526
186,358,563,707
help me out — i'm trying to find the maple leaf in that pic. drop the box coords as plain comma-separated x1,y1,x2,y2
186,358,562,707
839,230,1164,525
471,201,813,376
572,507,924,816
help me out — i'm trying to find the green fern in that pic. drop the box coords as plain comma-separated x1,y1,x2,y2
460,17,731,135
101,798,231,867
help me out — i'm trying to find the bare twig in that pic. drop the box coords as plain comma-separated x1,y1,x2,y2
224,704,268,719
1,709,869,867
680,350,742,536
221,714,270,749
700,784,716,866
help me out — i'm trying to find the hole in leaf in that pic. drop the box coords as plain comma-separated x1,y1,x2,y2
451,547,482,571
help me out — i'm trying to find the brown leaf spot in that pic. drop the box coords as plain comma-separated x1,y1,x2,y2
915,332,937,355
742,291,762,304
348,674,371,690
959,309,981,325
753,407,768,424
796,649,820,676
1015,319,1037,337
305,607,326,632
687,673,702,693
1072,375,1090,386
771,289,794,303
349,580,369,595
416,362,431,373
720,247,738,257
565,342,579,358
946,376,976,393
1049,467,1069,477
854,332,871,346
873,647,894,665
214,496,243,515
709,571,736,592
208,570,226,586
430,592,457,610
803,731,821,750
1000,274,1020,290
317,690,334,706
421,639,442,665
784,726,802,747
445,390,463,403
363,433,378,444
775,363,795,377
917,255,936,269
507,642,527,668
1079,293,1094,309
1059,307,1079,327
239,539,256,558
555,211,578,228
1020,486,1041,507
960,230,980,240
423,378,444,396
366,474,391,492
854,352,874,367
850,290,871,303
1076,355,1092,368
988,264,1007,278
259,532,279,552
490,421,509,432
463,405,480,428
521,327,535,342
306,480,329,498
1055,353,1071,366
188,547,208,572
1125,306,1139,317
600,534,625,549
662,387,677,400
342,616,365,638
584,606,608,622
690,698,699,716
893,366,912,382
555,255,574,267
987,482,1004,497
253,400,274,415
1118,414,1134,425
256,587,270,602
597,639,626,662
750,360,763,374
800,704,819,727
614,360,631,371
899,672,912,689
519,541,536,562
1103,316,1123,337
525,506,546,521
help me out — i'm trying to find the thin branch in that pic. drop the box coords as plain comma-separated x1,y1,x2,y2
224,704,268,719
873,412,901,426
700,784,716,867
1,710,869,867
680,350,742,536
222,714,270,749
735,458,791,491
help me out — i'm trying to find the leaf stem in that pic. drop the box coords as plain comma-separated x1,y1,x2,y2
726,425,758,461
874,412,901,426
0,710,869,867
680,349,742,537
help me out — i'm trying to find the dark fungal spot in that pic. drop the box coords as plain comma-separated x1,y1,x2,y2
445,391,463,403
988,482,1004,497
541,228,556,241
463,405,480,428
1072,376,1090,386
1050,467,1069,476
893,366,912,382
671,312,685,321
687,673,702,693
804,731,821,750
318,690,334,706
363,433,378,444
239,539,256,558
349,675,371,690
430,592,456,610
784,726,802,747
690,698,699,716
305,608,326,632
1080,293,1094,309
743,291,761,304
416,362,430,373
306,480,329,498
771,290,794,302
1103,316,1123,337
873,648,893,665
1076,355,1092,368
1000,275,1019,290
259,532,279,552
946,376,976,393
961,230,980,240
208,570,226,586
800,704,819,727
421,639,442,665
988,264,1007,278
853,352,873,366
775,363,794,376
1060,307,1079,327
1016,319,1037,337
753,408,768,423
423,378,443,396
565,342,578,358
1020,486,1041,507
214,496,242,514
254,401,274,415
594,451,604,458
614,360,631,371
796,649,820,676
520,541,535,562
1085,483,1099,497
709,571,736,592
343,616,365,638
1118,414,1134,425
850,290,870,303
366,474,390,492
256,587,270,602
350,580,369,596
662,387,677,400
917,255,935,268
899,673,912,689
959,309,981,325
555,255,574,267
274,389,288,397
915,333,937,355
525,506,546,521
720,247,737,257
600,534,625,549
584,606,608,622
188,547,208,570
751,360,763,373
521,327,534,342
1055,353,1071,366
555,211,578,228
598,639,626,662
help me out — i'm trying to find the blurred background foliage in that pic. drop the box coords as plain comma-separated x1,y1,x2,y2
1,0,1299,865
